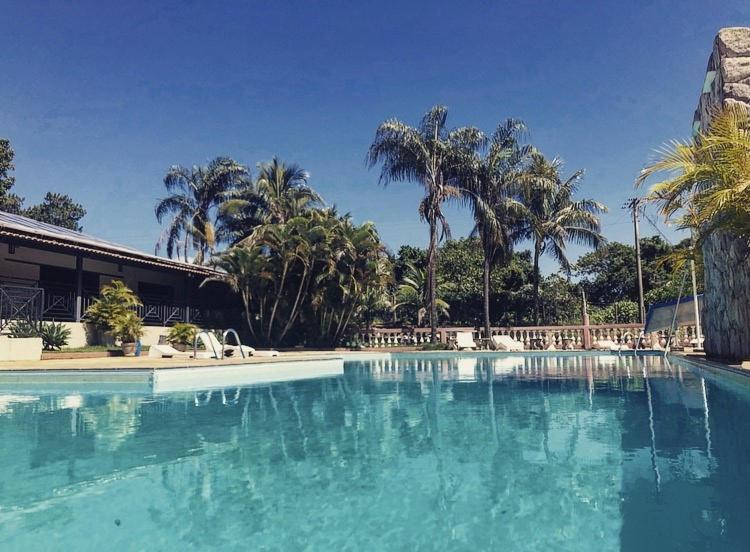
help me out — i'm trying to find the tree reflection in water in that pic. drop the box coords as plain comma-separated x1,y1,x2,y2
0,354,748,550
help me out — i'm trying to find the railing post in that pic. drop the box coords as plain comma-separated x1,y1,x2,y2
74,254,83,322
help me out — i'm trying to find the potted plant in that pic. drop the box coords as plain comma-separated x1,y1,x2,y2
85,281,142,345
111,311,144,356
166,322,198,352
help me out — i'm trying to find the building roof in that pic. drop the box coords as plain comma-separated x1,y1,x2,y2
0,211,216,276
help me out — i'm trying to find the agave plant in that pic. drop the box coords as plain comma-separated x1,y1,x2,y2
40,322,71,350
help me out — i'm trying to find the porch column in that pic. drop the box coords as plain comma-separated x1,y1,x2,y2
184,274,191,323
74,254,83,322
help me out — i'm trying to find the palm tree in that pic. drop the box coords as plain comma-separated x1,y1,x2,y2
464,119,531,339
519,152,607,324
636,104,750,237
367,105,482,339
635,103,750,360
155,157,248,263
220,157,322,243
395,261,450,326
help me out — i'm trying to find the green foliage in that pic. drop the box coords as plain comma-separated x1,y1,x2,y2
8,320,39,338
155,157,250,263
40,322,71,350
367,105,483,336
110,311,144,343
208,208,390,347
166,323,199,346
23,192,86,230
1,138,87,224
637,104,750,240
421,342,452,351
85,280,143,330
589,301,639,325
395,260,449,326
576,236,703,309
0,138,24,214
517,152,607,324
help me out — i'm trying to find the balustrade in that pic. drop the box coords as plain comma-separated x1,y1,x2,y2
355,322,701,351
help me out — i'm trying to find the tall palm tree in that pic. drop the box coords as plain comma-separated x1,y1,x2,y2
155,157,248,263
221,157,323,242
367,105,483,340
464,119,531,339
519,152,607,324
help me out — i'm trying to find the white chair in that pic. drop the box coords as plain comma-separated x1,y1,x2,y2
148,343,193,359
491,334,524,351
454,331,477,350
592,338,617,350
196,331,280,358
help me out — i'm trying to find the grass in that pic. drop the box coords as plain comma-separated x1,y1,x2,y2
48,345,151,353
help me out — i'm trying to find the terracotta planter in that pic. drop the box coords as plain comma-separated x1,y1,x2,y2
173,343,188,352
121,342,136,356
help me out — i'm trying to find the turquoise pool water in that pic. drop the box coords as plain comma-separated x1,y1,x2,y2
1,353,749,550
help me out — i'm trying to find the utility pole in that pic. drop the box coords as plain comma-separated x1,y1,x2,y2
624,198,646,324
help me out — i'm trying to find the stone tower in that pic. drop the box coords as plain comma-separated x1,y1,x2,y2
694,28,750,361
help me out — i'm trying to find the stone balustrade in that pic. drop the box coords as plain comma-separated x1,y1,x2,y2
353,323,702,350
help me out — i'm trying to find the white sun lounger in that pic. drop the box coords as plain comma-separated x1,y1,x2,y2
196,331,280,358
148,343,194,359
454,331,477,350
491,334,524,351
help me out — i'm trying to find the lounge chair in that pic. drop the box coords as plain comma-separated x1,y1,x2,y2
592,338,617,350
196,331,280,358
491,334,524,351
454,331,477,350
148,343,193,359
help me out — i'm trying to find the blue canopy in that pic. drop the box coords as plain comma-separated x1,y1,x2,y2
644,294,703,333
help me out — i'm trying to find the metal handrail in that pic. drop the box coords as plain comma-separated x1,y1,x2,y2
222,328,246,359
193,331,219,360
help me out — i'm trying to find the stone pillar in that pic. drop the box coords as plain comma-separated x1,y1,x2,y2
74,254,83,322
695,28,750,360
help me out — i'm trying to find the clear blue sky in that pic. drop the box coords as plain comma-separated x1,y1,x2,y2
2,1,748,272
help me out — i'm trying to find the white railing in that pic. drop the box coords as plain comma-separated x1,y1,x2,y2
354,323,702,350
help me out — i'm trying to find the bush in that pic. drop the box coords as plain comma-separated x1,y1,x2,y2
85,281,142,331
166,323,198,347
8,321,39,338
421,342,452,351
110,311,144,343
40,322,71,350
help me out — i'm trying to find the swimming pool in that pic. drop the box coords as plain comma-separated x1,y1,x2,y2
0,353,748,550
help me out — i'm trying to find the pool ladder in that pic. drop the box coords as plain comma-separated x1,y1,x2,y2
191,328,246,359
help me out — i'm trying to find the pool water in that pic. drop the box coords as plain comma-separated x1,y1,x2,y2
1,353,749,551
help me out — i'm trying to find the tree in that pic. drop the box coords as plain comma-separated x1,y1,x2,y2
463,118,530,338
0,138,23,214
518,152,607,324
367,105,483,340
155,157,249,263
209,207,390,347
635,103,750,360
23,192,86,230
220,157,322,242
395,261,449,326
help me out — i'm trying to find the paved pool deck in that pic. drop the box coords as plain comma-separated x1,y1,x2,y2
0,351,345,371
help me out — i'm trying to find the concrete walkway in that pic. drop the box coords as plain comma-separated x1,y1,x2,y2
0,351,343,371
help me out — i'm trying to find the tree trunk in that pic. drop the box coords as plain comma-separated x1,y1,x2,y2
483,256,492,341
427,218,438,342
533,243,541,326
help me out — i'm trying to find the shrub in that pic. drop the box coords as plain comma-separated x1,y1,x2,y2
166,323,198,347
8,321,39,338
110,311,144,343
85,281,142,331
40,322,71,350
421,342,452,351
